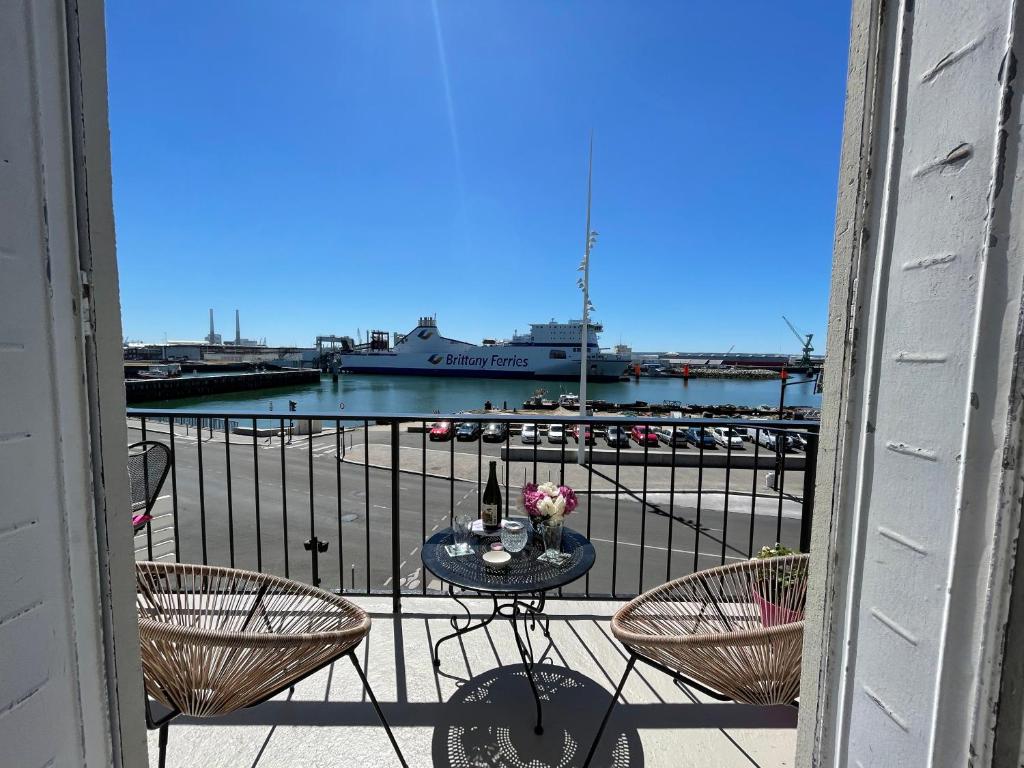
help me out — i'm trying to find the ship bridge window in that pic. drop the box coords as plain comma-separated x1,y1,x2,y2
549,349,566,359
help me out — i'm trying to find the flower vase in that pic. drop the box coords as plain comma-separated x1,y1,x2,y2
540,520,563,558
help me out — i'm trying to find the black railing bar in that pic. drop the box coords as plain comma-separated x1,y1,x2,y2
308,417,317,585
666,426,677,584
449,429,455,525
422,421,427,596
225,414,234,568
612,428,621,598
167,416,180,563
252,418,262,572
639,426,650,595
477,428,482,517
390,421,401,614
363,420,371,593
692,427,704,573
776,435,787,543
140,416,154,560
721,430,732,564
280,417,289,578
532,422,538,484
197,415,208,565
585,426,595,598
337,419,344,593
749,429,760,558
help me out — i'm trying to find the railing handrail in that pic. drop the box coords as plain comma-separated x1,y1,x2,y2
127,407,819,429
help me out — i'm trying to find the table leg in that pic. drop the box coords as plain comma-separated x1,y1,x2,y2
432,593,499,666
503,597,547,735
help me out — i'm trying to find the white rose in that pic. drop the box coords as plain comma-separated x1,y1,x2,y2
537,496,557,516
538,482,559,497
551,495,566,520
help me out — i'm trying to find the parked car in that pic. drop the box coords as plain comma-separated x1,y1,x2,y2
757,428,795,452
520,423,540,444
605,426,631,448
481,422,508,442
571,424,596,445
655,426,689,447
710,426,745,450
630,425,660,447
429,421,453,441
789,432,808,451
455,422,481,441
547,424,567,443
684,427,717,449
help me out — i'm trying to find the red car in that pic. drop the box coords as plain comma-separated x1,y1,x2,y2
571,425,596,445
630,425,660,446
429,421,453,441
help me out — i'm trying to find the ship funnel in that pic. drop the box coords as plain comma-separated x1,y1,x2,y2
419,316,436,328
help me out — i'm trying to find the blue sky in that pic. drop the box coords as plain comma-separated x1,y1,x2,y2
107,1,851,352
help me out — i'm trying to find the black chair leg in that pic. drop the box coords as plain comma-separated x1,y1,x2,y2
582,654,636,768
348,653,409,768
157,723,169,768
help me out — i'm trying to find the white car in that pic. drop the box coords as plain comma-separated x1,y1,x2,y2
756,428,793,451
520,424,539,444
547,424,567,443
711,426,745,450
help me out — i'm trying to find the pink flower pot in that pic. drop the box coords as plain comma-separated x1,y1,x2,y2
752,585,804,627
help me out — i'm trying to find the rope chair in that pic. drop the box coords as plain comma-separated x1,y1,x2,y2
583,554,808,766
137,561,408,768
128,441,171,532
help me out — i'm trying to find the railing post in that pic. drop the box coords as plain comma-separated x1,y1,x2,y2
391,421,402,614
800,431,818,552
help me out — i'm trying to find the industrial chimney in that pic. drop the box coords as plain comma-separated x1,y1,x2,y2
235,309,241,345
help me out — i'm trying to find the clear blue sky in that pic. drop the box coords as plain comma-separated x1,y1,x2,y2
107,1,851,352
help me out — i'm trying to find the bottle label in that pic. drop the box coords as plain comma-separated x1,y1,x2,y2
482,503,498,526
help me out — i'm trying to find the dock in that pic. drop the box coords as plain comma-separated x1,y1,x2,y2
125,370,320,403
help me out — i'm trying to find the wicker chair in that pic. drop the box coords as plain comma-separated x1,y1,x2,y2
583,554,808,766
128,441,172,532
137,561,407,767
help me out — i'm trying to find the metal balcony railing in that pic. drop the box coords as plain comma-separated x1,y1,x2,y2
127,409,818,612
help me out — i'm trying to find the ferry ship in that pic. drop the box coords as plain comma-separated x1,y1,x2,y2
337,317,631,381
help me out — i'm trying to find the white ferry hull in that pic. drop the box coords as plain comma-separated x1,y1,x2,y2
338,323,629,382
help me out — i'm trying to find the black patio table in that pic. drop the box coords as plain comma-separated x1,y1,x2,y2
421,524,596,734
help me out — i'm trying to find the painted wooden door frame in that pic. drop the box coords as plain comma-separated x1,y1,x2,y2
798,0,1024,764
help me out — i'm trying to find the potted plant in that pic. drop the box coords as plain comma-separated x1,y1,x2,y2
751,543,807,627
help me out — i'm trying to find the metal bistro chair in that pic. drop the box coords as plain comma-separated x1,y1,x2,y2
128,440,172,532
137,561,408,768
583,554,808,766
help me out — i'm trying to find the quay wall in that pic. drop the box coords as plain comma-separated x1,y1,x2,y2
125,370,320,403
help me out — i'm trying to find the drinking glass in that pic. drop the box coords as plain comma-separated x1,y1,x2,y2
500,520,527,553
452,512,473,554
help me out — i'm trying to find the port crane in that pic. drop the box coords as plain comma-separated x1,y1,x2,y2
782,316,815,371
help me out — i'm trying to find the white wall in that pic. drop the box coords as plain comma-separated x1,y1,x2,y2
0,0,145,765
801,0,1024,765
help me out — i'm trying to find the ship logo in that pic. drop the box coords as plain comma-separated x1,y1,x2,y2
418,329,434,340
428,354,444,365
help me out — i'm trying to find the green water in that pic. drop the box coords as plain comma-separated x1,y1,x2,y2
134,373,821,415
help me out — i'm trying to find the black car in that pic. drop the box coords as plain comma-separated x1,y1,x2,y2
455,422,482,441
604,426,631,447
481,422,508,442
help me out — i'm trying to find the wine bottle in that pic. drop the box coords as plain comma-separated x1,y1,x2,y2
482,461,502,532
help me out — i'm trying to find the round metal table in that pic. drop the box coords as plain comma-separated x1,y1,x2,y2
421,524,596,734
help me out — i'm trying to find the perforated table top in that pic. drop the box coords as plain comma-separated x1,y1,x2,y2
421,525,596,595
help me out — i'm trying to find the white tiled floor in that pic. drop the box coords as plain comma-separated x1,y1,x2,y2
146,597,797,767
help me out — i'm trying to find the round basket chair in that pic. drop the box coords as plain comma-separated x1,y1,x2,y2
136,561,407,768
583,554,808,767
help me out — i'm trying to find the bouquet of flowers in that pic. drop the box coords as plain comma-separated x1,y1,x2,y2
521,481,578,525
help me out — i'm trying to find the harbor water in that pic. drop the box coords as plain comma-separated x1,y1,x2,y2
135,373,822,415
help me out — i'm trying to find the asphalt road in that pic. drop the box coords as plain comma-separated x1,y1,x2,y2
130,423,804,598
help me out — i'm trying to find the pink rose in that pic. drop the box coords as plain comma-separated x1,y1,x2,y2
558,486,578,514
521,483,546,515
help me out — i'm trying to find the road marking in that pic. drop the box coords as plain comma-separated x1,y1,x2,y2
408,546,419,557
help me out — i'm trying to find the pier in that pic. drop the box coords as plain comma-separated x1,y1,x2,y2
125,369,320,403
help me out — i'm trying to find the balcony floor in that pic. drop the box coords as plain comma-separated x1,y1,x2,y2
146,597,797,767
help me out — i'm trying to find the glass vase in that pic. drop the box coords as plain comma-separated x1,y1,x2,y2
540,520,563,557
